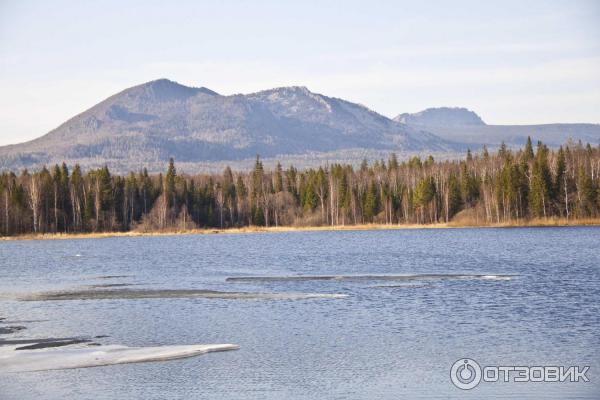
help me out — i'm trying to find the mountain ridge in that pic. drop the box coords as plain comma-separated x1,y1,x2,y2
2,80,599,173
395,107,486,127
397,107,600,147
0,79,459,173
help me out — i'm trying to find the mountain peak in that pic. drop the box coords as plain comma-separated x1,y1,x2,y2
146,78,179,86
254,86,314,96
277,85,311,93
395,107,485,127
128,79,219,100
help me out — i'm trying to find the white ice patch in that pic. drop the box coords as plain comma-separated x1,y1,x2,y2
0,343,239,373
480,275,513,281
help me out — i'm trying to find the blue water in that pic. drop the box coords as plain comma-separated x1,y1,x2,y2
1,227,599,399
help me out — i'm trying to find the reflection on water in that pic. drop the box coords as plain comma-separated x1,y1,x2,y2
1,227,599,399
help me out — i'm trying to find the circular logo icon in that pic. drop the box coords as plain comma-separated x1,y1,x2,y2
450,358,482,390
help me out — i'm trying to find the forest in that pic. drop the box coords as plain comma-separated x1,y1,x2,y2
1,138,599,236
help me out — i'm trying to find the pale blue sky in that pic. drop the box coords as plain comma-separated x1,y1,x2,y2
0,0,599,145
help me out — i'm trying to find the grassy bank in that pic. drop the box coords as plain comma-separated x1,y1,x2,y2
2,218,600,241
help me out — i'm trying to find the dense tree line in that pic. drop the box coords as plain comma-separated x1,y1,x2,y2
1,138,600,236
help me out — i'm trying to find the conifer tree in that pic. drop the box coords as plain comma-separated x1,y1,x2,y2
460,163,480,206
274,162,283,193
576,166,597,217
554,147,568,217
447,173,462,220
363,181,379,222
415,176,436,223
165,158,177,208
524,136,534,161
529,142,552,218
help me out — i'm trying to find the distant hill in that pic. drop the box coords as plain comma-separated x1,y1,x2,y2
0,79,460,173
395,107,600,147
395,107,485,127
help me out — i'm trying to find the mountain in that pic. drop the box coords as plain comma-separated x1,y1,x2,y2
0,79,460,173
7,81,595,174
395,107,485,127
395,108,600,147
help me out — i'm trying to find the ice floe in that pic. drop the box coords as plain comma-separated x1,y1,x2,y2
226,274,516,283
18,289,348,301
0,343,239,372
479,275,514,281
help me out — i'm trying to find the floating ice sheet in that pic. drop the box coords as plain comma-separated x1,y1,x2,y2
18,289,348,301
226,273,516,282
0,343,239,372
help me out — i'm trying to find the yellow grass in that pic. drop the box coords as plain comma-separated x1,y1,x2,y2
448,216,600,228
2,218,600,241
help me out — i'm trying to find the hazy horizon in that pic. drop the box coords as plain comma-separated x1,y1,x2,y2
1,0,599,146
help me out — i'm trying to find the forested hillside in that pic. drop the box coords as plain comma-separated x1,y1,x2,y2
1,138,599,236
0,79,457,173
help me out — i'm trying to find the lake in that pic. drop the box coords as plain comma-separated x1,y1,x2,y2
1,227,599,399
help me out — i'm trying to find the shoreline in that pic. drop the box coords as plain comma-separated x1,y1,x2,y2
2,218,600,241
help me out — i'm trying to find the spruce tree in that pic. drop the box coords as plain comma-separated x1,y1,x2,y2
447,173,462,219
524,136,534,161
415,176,436,223
460,163,479,206
576,166,597,217
363,181,379,222
165,158,177,207
529,142,552,218
274,162,283,193
554,147,567,216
